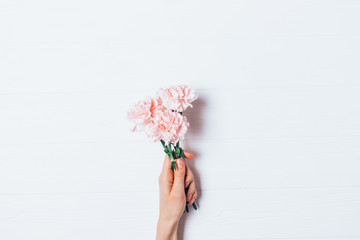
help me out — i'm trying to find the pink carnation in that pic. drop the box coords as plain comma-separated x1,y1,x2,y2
145,110,189,144
158,85,198,112
127,97,163,132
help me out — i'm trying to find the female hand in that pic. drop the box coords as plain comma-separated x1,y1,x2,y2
156,151,197,240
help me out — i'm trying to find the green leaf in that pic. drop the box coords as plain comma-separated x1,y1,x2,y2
180,147,186,160
171,161,177,171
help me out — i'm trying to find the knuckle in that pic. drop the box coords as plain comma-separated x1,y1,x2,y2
186,176,194,182
185,176,194,185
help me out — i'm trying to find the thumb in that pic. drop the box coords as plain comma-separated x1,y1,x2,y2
172,158,186,193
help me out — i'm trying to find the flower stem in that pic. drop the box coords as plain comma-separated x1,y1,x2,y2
185,202,189,213
179,147,186,161
161,140,177,171
167,143,176,171
173,142,181,159
160,139,166,148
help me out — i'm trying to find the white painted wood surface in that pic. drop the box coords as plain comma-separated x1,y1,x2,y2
1,1,360,239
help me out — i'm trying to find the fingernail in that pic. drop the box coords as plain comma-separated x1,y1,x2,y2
176,159,183,169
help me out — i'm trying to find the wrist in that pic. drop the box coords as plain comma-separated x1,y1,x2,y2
156,217,178,240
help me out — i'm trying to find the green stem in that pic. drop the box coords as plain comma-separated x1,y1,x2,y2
179,147,186,161
168,143,176,171
173,142,181,159
160,139,166,148
160,140,176,171
185,202,189,213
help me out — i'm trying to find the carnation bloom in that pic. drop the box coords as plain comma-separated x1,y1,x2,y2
127,97,163,132
158,85,198,112
145,110,189,144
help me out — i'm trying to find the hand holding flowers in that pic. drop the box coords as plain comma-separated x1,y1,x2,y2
157,151,197,239
127,85,198,212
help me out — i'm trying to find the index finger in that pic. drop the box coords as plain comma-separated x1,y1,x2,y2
183,150,194,159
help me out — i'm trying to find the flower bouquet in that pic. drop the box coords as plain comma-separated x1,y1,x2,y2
127,85,198,211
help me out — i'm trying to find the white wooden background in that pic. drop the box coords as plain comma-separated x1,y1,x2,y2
1,0,360,239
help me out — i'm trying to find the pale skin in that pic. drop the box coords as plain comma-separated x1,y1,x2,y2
156,151,198,240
